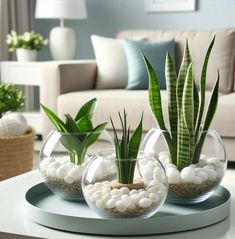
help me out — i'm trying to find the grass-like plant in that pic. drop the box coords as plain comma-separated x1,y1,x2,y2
41,98,107,165
110,110,143,184
143,37,219,171
0,83,24,118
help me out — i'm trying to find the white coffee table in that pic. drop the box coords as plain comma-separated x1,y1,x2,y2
0,170,234,239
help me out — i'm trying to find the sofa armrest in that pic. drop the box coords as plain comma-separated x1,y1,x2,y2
40,60,97,138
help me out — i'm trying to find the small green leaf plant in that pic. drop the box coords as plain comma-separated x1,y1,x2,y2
110,110,143,184
41,98,107,165
0,83,24,118
143,36,219,171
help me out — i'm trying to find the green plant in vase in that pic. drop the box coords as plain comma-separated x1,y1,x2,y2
82,110,168,218
40,98,107,200
110,110,143,187
143,37,226,203
41,98,107,165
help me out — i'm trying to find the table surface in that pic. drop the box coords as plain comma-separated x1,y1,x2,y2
0,170,234,239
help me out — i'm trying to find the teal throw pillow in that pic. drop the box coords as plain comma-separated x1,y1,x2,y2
123,38,175,90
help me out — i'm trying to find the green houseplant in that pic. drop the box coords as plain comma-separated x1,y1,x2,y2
39,98,109,200
6,30,47,62
82,110,168,218
143,37,227,203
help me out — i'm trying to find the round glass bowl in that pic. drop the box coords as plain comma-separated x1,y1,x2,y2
142,128,227,204
39,130,112,201
82,150,168,219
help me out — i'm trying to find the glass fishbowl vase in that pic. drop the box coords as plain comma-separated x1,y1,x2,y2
142,128,227,204
39,130,112,201
82,150,168,219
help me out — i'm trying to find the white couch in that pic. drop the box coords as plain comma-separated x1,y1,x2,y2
40,29,235,161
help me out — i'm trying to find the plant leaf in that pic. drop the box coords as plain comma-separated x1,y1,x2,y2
41,104,68,132
75,98,97,121
76,114,93,132
195,36,215,139
82,122,107,148
128,113,143,159
65,114,80,132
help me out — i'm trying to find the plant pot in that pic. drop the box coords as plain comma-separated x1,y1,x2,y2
142,128,227,204
82,150,168,219
39,130,112,201
16,48,37,62
0,127,35,180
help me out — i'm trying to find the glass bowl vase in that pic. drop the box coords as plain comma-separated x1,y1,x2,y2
39,130,112,201
82,150,168,219
142,128,227,204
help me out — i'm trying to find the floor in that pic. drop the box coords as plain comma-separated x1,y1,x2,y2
33,139,235,188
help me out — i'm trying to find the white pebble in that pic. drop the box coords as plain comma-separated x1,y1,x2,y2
47,168,56,177
111,194,121,202
192,176,203,184
102,187,111,194
120,187,129,195
196,171,208,181
203,165,215,170
189,164,197,168
86,189,96,199
68,166,83,181
167,172,181,184
139,198,152,208
86,184,94,192
115,201,127,212
130,194,140,203
102,181,110,186
64,175,74,184
142,169,153,180
102,193,111,202
138,191,149,199
147,186,160,194
93,182,103,190
204,169,217,180
121,195,131,205
149,193,159,203
106,199,116,209
96,199,106,209
111,188,122,196
56,166,69,179
181,167,195,182
130,189,138,195
48,161,60,169
93,191,102,200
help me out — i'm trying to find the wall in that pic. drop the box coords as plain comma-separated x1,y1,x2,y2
34,0,235,60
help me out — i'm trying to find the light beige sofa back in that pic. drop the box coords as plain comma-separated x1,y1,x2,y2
117,29,235,93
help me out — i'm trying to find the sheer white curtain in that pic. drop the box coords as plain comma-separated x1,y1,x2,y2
0,0,34,110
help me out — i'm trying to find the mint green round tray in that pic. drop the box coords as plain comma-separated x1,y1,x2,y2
24,183,230,236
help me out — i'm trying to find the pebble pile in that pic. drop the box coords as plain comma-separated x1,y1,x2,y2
40,156,85,197
157,151,225,198
84,180,167,218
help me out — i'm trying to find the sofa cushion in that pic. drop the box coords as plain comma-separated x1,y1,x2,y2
123,38,175,90
118,29,235,93
91,35,128,89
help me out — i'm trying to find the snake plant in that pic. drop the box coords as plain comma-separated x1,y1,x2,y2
143,37,219,171
41,98,107,165
111,110,143,184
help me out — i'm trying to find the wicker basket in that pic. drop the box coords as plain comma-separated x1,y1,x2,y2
0,127,35,180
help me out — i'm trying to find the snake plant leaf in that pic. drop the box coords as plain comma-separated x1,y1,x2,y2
166,52,178,134
41,104,68,132
65,114,80,132
182,63,194,133
195,36,216,138
176,39,192,112
82,122,107,149
194,82,199,128
76,114,93,132
110,117,121,159
75,98,97,121
202,71,219,132
128,113,143,159
143,54,166,131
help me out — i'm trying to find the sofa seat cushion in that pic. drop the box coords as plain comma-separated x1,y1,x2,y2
57,90,234,137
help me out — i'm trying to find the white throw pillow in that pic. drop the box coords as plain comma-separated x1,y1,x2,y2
91,35,128,89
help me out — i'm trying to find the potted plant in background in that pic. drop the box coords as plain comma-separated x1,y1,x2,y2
40,98,110,201
6,30,48,62
82,110,168,218
0,83,34,180
142,37,227,204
